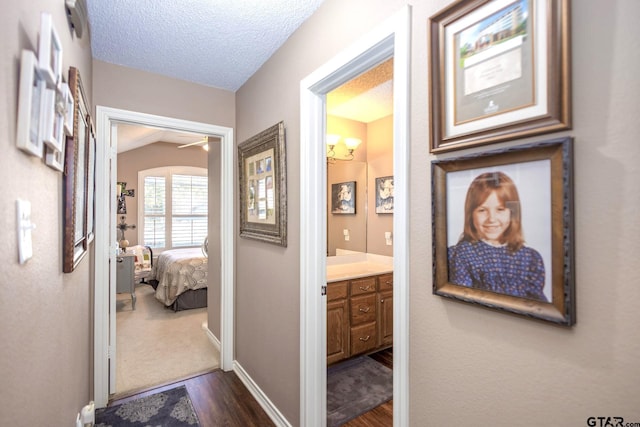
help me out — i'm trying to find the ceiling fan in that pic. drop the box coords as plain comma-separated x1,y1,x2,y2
177,136,212,151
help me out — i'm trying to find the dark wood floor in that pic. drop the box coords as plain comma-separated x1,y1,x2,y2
109,348,393,427
110,369,276,426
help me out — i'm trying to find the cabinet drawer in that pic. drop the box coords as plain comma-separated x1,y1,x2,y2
350,277,376,296
350,322,377,356
327,281,348,301
350,294,377,325
378,273,393,291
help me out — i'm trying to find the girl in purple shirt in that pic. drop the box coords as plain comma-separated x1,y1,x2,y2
448,171,547,302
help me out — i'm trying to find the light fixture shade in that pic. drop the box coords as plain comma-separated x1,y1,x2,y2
326,134,341,146
344,138,362,150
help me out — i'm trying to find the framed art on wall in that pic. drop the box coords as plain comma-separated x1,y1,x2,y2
38,12,63,88
375,176,394,214
331,181,356,214
40,87,65,152
431,137,575,325
238,121,287,246
428,0,571,153
62,67,91,273
16,50,46,158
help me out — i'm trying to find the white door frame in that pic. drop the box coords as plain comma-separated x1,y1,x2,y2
300,6,411,426
93,107,235,407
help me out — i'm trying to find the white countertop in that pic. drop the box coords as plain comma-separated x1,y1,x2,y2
326,252,393,283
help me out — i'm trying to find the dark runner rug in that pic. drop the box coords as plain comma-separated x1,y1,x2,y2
95,385,200,426
327,356,393,426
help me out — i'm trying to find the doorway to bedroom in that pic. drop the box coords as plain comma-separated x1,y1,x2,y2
112,125,219,398
93,108,235,408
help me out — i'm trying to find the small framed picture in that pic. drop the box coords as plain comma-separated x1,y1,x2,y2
16,49,46,158
40,87,65,152
38,12,63,87
375,176,394,214
45,145,65,172
60,82,74,136
238,122,287,246
331,181,356,214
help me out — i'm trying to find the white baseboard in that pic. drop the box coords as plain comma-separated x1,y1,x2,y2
202,322,221,353
233,361,292,427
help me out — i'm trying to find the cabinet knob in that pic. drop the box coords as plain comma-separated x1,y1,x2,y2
359,335,371,342
358,306,370,313
359,286,371,291
385,280,392,285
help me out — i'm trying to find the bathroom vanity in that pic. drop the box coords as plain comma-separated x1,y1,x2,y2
326,253,393,365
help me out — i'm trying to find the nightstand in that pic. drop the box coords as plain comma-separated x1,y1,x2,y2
116,253,136,310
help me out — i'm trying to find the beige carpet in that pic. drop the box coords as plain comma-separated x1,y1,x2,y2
115,284,220,397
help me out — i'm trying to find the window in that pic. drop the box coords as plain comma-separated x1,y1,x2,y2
138,166,207,251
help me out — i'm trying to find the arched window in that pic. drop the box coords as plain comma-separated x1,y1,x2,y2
138,166,207,251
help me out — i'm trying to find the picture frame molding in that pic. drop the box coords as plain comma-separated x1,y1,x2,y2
428,0,571,153
238,121,287,247
431,137,575,325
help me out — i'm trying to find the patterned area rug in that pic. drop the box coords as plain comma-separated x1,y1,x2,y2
95,386,200,426
327,356,393,426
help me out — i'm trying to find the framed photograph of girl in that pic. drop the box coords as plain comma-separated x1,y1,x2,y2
431,137,575,325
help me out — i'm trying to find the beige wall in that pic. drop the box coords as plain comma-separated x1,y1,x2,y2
367,115,393,257
326,114,394,257
236,0,640,425
327,115,367,255
117,142,208,246
0,1,93,425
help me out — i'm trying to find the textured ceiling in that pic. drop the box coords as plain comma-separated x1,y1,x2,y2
87,0,325,91
89,1,393,152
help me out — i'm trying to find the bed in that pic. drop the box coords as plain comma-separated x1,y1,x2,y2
150,247,208,311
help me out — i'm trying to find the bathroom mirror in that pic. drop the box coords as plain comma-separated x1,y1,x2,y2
327,160,367,256
325,59,394,257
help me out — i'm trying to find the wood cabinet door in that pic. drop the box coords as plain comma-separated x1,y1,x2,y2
350,322,377,356
378,290,393,347
327,298,349,365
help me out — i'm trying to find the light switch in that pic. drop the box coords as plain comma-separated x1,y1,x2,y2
17,199,35,264
343,229,350,241
385,231,393,246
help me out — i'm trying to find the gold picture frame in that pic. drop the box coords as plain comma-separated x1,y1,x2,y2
428,0,571,153
431,137,575,325
238,121,287,247
62,67,92,272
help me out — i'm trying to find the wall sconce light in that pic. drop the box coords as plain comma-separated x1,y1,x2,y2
326,134,361,161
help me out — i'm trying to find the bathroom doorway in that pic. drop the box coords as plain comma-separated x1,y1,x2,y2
299,6,410,426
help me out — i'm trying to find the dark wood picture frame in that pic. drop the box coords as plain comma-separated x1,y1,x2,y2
428,0,571,153
62,67,92,272
238,121,287,247
431,137,575,325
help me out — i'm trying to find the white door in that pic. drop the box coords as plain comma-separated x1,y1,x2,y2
108,122,118,393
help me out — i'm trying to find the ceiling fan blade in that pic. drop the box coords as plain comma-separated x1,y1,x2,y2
177,137,208,149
